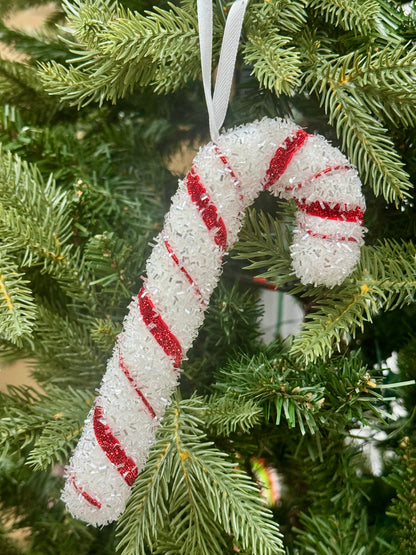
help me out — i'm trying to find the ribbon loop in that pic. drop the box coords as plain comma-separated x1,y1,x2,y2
197,0,249,141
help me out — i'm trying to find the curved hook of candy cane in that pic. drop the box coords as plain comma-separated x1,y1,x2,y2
62,117,365,526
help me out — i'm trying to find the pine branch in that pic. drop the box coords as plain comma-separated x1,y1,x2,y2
215,351,325,435
205,393,263,436
0,453,100,555
300,31,413,204
233,207,295,290
295,509,385,554
182,282,264,391
386,437,416,553
117,396,284,555
294,432,395,553
25,387,94,470
0,250,37,345
242,0,307,96
0,204,88,302
103,2,201,95
0,384,93,468
84,232,133,298
30,303,108,387
40,0,202,106
213,348,384,438
308,0,380,33
40,0,312,106
203,282,264,350
377,0,408,43
291,240,416,363
0,149,94,307
0,57,57,115
246,0,308,36
244,33,301,96
347,43,416,129
90,317,121,351
307,42,416,129
291,281,380,363
61,0,116,50
41,0,309,107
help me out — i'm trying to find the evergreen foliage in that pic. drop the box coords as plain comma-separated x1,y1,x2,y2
117,396,284,555
308,0,380,33
237,214,416,362
0,0,415,553
0,384,94,470
387,436,416,554
0,452,114,555
213,347,385,435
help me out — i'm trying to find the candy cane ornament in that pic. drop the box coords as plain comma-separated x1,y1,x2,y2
62,117,366,526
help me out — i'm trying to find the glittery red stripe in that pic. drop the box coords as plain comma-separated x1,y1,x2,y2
70,476,101,508
263,130,308,189
304,228,358,243
119,352,156,419
164,239,205,304
186,170,227,249
284,165,348,192
214,146,244,201
138,287,182,368
93,405,138,487
313,165,347,181
296,200,364,224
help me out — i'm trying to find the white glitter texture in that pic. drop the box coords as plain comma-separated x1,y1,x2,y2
62,118,365,526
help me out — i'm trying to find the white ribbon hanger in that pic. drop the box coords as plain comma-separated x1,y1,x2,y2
197,0,249,141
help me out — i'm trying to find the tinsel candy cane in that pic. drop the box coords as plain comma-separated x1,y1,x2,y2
62,117,365,525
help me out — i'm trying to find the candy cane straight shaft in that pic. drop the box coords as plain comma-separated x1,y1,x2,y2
62,118,365,525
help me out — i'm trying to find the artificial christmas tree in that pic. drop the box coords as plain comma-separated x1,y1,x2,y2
0,0,416,553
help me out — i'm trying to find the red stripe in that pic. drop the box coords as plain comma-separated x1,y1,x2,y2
296,200,364,224
304,228,358,243
93,405,138,487
119,352,156,419
284,165,349,192
313,165,348,181
70,476,101,508
164,239,205,304
138,287,182,368
214,146,244,201
263,130,308,189
186,170,227,249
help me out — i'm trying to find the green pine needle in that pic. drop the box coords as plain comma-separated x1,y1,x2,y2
205,393,263,435
301,32,413,205
244,33,302,96
386,437,416,553
295,510,383,554
309,0,380,33
234,207,295,290
291,240,416,362
40,0,201,105
0,148,93,307
0,251,37,345
0,57,56,115
30,303,107,387
117,396,284,555
0,384,94,469
212,348,385,437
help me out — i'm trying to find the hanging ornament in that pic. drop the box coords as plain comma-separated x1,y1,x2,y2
62,0,365,526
